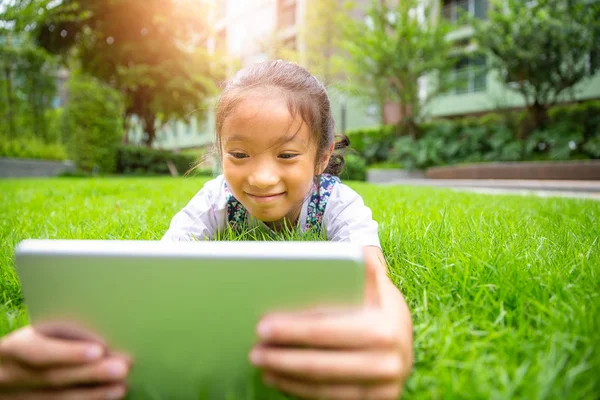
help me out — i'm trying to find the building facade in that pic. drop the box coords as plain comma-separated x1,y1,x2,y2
211,0,380,132
424,0,600,118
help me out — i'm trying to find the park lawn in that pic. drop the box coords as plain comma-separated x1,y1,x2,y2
0,177,598,399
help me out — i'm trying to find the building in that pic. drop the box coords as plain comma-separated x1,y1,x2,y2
424,0,600,118
211,0,380,132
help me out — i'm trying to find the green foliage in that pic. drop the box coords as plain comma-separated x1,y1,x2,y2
340,0,455,127
346,125,395,164
368,161,403,169
116,146,211,176
45,108,67,144
349,100,600,169
549,100,600,142
339,153,367,182
583,136,600,158
63,74,123,173
526,101,600,160
472,0,600,132
37,0,220,147
526,122,585,161
0,1,60,141
0,136,68,161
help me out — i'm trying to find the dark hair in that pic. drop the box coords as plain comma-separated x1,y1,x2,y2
214,60,348,176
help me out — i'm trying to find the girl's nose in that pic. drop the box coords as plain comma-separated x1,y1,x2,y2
248,166,279,189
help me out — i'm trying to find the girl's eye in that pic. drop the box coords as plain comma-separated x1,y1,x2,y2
279,153,298,160
230,152,249,159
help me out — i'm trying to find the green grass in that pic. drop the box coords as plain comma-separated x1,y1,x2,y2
1,177,599,399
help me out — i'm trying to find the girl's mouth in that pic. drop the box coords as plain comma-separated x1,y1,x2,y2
246,192,285,203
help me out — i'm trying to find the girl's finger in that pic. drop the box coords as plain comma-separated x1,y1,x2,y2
2,383,127,400
0,356,129,389
256,309,398,349
262,371,401,400
0,327,105,368
250,347,405,382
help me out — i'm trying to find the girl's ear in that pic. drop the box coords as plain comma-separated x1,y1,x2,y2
317,142,335,175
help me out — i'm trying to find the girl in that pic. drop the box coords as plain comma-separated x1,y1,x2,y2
0,60,413,400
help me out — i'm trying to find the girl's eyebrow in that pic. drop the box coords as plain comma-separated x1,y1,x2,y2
223,134,250,143
224,131,308,147
276,130,306,146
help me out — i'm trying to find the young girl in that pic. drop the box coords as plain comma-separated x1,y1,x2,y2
0,60,413,400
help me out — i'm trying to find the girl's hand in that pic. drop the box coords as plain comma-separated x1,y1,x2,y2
0,325,131,399
250,247,414,400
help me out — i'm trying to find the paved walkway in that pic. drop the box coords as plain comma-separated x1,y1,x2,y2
380,179,600,200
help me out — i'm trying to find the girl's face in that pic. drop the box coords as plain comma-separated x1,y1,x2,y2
220,92,328,227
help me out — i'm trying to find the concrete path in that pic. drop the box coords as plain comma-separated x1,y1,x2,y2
448,187,600,200
380,179,600,200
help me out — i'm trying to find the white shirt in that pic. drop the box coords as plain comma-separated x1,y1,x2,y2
161,175,380,247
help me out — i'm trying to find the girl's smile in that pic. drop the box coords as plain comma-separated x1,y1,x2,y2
245,191,286,203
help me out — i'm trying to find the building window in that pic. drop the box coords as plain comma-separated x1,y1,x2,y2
442,0,488,22
445,55,487,95
277,0,296,29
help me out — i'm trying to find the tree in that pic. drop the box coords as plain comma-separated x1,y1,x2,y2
299,0,345,86
472,0,600,136
340,0,454,137
0,0,59,140
63,72,123,173
35,0,220,147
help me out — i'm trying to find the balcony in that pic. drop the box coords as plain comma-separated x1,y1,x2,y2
442,0,488,23
444,66,487,95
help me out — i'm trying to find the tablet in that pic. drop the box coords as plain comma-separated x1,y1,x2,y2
14,240,365,399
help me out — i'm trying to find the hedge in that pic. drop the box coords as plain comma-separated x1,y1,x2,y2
345,100,600,170
0,136,68,161
116,146,211,176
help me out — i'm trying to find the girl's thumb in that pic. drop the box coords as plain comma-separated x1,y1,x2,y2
363,247,385,308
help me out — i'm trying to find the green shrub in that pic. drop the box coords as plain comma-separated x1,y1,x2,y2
548,100,600,158
582,136,600,158
45,108,67,144
63,74,124,173
379,100,600,169
116,146,211,176
526,121,585,160
346,126,395,165
339,153,367,181
368,161,403,169
0,136,68,161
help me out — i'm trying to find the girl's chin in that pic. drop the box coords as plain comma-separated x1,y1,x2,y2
251,209,299,227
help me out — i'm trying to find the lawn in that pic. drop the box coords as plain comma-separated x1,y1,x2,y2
1,177,599,399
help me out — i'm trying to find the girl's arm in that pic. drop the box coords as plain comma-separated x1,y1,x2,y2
249,246,414,400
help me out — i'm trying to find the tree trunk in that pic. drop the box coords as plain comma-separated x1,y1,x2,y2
122,116,130,145
397,116,420,139
143,112,156,148
4,64,16,138
3,32,17,139
518,101,548,140
530,101,548,131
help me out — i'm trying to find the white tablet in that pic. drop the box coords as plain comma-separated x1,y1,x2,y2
14,240,365,399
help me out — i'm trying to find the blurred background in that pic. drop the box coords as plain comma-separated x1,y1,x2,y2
0,0,599,179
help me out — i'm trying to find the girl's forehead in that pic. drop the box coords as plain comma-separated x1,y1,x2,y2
222,95,312,146
229,92,289,120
